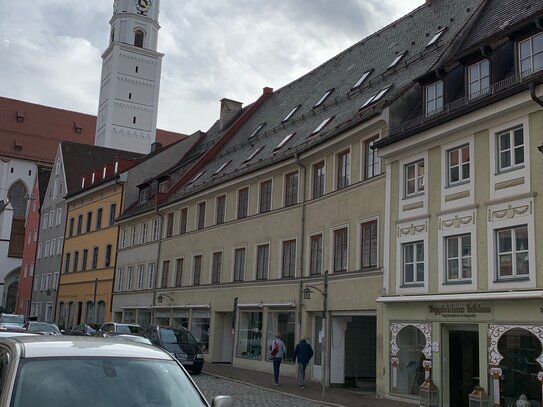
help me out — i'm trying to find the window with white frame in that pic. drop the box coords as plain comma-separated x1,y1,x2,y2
234,248,245,282
50,239,56,256
425,80,443,116
165,212,174,238
57,237,63,255
284,172,298,207
152,218,160,240
468,59,490,98
179,208,188,234
175,259,183,287
256,244,269,280
216,195,226,224
333,228,348,272
405,160,425,196
309,234,323,275
497,125,524,172
137,265,144,290
496,225,529,279
161,260,170,288
147,263,156,289
281,240,296,278
211,252,222,284
519,32,543,77
237,188,249,219
141,221,148,243
445,234,471,282
44,241,50,258
361,220,378,270
43,214,48,230
120,228,128,248
197,202,206,229
127,266,134,291
259,180,272,213
448,144,470,185
131,224,138,245
49,211,54,228
365,137,381,179
312,161,325,199
402,241,424,285
193,255,202,286
56,208,62,225
116,268,125,291
336,150,350,190
37,243,42,260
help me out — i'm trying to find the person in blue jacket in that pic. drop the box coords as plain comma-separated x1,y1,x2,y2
293,336,314,388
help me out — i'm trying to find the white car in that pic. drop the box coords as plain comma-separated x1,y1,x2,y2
0,336,233,407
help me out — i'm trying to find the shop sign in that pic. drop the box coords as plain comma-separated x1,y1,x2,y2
427,303,492,318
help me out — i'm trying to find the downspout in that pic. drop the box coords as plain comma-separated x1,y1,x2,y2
529,82,543,108
151,193,164,323
295,153,306,337
110,174,124,321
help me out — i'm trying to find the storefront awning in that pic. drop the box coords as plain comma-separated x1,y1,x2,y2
377,290,543,303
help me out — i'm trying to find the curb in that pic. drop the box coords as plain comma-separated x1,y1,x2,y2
202,371,348,407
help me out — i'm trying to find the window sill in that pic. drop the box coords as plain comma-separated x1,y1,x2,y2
443,280,472,285
445,179,470,189
493,276,530,283
403,191,425,200
400,283,424,288
495,164,525,176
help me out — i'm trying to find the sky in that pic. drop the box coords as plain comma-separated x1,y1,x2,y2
1,0,424,135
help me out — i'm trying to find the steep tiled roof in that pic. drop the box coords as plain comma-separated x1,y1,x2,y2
36,165,52,209
0,97,186,164
158,0,482,206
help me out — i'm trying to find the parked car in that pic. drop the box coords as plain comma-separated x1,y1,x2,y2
0,336,233,407
0,331,39,338
0,313,25,330
23,321,61,335
93,322,142,337
68,323,100,336
141,325,204,374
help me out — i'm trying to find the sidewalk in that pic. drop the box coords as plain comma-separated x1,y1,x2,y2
203,363,414,407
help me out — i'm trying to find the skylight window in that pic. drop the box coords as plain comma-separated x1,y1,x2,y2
426,29,445,47
314,89,334,108
243,146,264,163
249,123,266,139
274,133,296,152
310,117,334,137
352,69,373,89
282,105,300,122
360,86,391,110
213,160,232,175
187,170,206,185
388,52,406,69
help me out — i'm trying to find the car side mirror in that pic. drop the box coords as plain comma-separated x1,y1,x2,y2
211,396,233,407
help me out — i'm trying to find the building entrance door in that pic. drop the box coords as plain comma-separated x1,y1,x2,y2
448,327,479,407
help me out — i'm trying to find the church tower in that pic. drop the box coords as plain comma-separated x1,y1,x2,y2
94,0,163,154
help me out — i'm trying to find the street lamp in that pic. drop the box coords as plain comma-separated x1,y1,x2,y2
303,271,328,401
157,293,174,304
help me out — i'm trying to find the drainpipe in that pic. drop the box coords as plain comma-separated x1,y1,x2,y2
295,153,306,337
151,193,164,323
110,173,124,322
529,82,543,108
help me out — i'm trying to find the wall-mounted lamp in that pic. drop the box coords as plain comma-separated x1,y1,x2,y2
157,293,174,304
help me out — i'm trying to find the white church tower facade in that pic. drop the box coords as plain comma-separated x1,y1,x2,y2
94,0,163,154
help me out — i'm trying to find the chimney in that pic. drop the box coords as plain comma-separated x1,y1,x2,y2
219,98,243,131
150,141,162,153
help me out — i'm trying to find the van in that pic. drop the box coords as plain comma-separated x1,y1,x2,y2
141,325,204,374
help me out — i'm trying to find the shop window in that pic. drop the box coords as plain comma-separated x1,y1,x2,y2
172,310,188,329
85,301,94,323
191,311,210,353
237,311,262,359
497,328,542,405
155,310,170,327
266,312,295,362
395,326,426,396
137,310,151,326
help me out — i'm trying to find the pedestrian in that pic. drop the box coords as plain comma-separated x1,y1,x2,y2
270,332,286,385
293,336,314,388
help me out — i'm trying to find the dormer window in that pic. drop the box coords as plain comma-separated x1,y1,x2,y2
158,180,169,193
425,80,443,116
388,52,406,69
309,117,334,137
134,29,144,48
426,29,446,47
139,188,149,203
519,32,543,77
282,105,300,122
243,146,264,164
468,59,490,99
314,89,334,108
352,70,372,89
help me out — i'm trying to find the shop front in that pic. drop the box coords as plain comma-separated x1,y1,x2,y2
382,296,543,406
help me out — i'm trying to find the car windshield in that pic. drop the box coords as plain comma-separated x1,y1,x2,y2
28,323,60,333
0,315,24,324
160,329,199,346
117,325,141,334
11,357,207,407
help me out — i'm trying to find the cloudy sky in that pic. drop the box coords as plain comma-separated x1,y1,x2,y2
1,0,424,135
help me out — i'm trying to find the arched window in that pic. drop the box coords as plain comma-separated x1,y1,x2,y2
8,180,28,219
396,326,426,396
110,28,115,44
85,301,94,323
134,30,144,48
97,301,106,324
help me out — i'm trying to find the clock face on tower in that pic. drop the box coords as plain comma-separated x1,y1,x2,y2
135,0,151,12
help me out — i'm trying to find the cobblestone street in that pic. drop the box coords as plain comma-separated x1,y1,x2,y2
193,374,330,407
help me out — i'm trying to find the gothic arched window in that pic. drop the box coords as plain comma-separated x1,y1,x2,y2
7,180,28,219
134,30,144,48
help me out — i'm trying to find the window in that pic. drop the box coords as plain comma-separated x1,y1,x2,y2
213,160,231,176
43,214,48,230
266,312,295,362
211,252,222,284
310,117,334,137
360,86,392,111
50,239,56,256
237,188,249,219
166,212,174,238
312,161,325,199
519,33,543,76
116,268,125,291
64,253,71,273
73,251,79,272
405,160,425,196
49,211,54,228
105,244,112,267
333,228,348,272
81,249,88,271
309,235,323,275
237,312,262,359
141,222,148,243
426,81,443,116
69,218,74,237
191,311,210,353
120,228,128,248
243,147,263,164
134,29,144,48
365,137,381,179
281,240,296,278
96,208,102,229
256,244,269,280
248,123,266,140
402,241,424,285
234,248,246,282
127,266,134,291
361,220,378,270
175,258,183,287
314,89,334,108
56,208,62,225
445,234,471,282
193,255,202,286
109,204,116,226
197,202,206,229
161,260,170,288
216,195,226,225
284,172,298,207
179,208,188,234
131,224,138,245
497,125,524,171
468,59,490,98
137,265,144,290
274,133,295,152
426,29,445,47
77,215,83,235
86,212,92,232
147,263,156,289
152,218,160,240
388,51,406,69
336,150,350,190
57,237,63,254
37,243,42,260
44,241,50,258
352,70,372,89
282,105,300,122
92,247,99,269
448,145,470,185
187,172,204,186
259,180,272,213
496,225,529,279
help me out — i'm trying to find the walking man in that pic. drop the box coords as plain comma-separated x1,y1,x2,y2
270,332,286,385
293,336,314,388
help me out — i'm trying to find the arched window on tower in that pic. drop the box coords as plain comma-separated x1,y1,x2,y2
134,30,144,48
110,28,115,44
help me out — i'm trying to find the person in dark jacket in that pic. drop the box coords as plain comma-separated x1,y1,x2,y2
293,336,314,388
